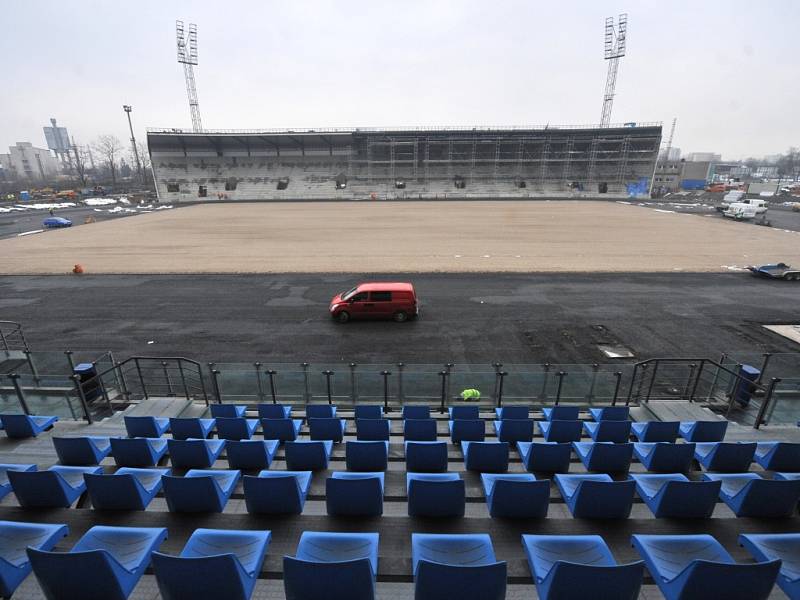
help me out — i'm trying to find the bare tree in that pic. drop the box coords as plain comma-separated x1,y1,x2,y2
71,139,90,187
94,135,123,184
135,142,155,188
776,147,800,179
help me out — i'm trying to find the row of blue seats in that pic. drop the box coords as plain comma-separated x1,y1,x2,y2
1,520,797,600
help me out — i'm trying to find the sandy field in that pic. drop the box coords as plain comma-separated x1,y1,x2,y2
0,201,798,274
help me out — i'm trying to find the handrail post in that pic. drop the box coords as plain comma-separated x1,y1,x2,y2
254,362,264,403
539,363,551,400
177,360,189,400
645,361,660,403
161,361,174,396
707,353,727,401
496,371,507,408
444,363,454,406
757,352,772,384
64,350,76,373
438,370,448,414
554,371,567,405
683,363,697,401
492,362,503,403
8,373,31,416
349,363,358,404
613,371,623,406
210,369,222,404
93,361,112,409
0,328,6,352
625,363,639,405
197,363,209,405
754,377,781,429
381,370,391,412
727,363,743,398
267,370,277,404
109,351,127,397
301,363,310,404
689,360,704,402
586,363,599,402
322,370,334,405
397,362,405,404
70,374,92,423
135,357,148,400
23,351,40,385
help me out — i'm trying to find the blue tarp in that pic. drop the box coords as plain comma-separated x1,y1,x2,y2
681,179,706,190
626,178,650,197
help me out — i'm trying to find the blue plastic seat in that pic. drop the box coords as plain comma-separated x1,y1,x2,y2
0,414,58,438
0,464,36,500
631,473,721,518
555,473,636,518
777,472,800,481
152,528,270,600
306,405,336,418
694,442,756,472
215,417,259,440
582,420,632,443
754,442,800,472
407,472,465,517
703,472,800,517
630,421,679,443
739,533,800,600
110,437,168,467
169,417,216,440
244,470,312,514
354,405,383,420
283,531,379,600
356,418,390,441
631,533,781,600
308,418,347,442
8,465,102,508
517,441,572,473
679,420,728,442
482,473,549,518
461,441,509,472
260,418,302,442
162,469,240,512
326,472,384,516
28,525,168,600
53,436,112,465
0,521,68,599
523,534,644,600
412,533,506,600
85,467,171,510
167,438,225,468
405,441,448,472
538,420,582,443
542,406,579,421
209,404,247,418
403,405,430,420
404,418,437,441
346,441,389,471
226,439,278,470
448,419,485,442
257,403,292,419
285,440,333,470
124,415,169,438
573,442,633,473
633,442,696,472
493,419,534,443
495,406,529,420
589,406,630,421
449,406,479,420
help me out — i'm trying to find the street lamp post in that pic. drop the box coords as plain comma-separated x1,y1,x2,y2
123,105,145,185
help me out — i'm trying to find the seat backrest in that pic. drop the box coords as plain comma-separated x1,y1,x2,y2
586,443,633,472
408,479,465,517
215,418,251,441
546,562,643,600
496,419,534,443
356,419,390,441
650,442,696,470
464,443,510,472
596,407,630,421
354,406,383,420
124,416,160,438
151,552,248,600
654,480,721,518
594,420,632,439
415,561,506,600
110,438,156,467
308,418,344,442
489,479,549,519
687,421,728,442
404,419,437,441
306,405,335,418
27,548,128,600
346,441,388,471
85,473,147,511
167,440,214,469
7,471,72,508
450,406,480,420
450,419,485,442
406,442,448,472
162,475,224,512
283,557,375,600
737,479,800,518
226,441,270,470
53,438,100,466
572,480,636,519
326,477,383,516
169,418,207,440
545,406,580,421
704,443,756,471
497,406,529,420
672,560,780,600
403,406,431,420
258,404,289,419
243,475,302,514
209,404,244,418
761,442,800,471
285,442,329,470
641,421,680,442
1,415,34,438
544,420,582,442
260,418,298,441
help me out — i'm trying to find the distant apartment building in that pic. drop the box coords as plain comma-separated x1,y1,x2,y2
685,152,721,163
653,160,712,193
0,142,61,182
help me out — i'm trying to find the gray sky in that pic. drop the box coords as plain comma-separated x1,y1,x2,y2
2,0,797,160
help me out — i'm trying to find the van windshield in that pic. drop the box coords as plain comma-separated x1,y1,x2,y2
341,287,358,300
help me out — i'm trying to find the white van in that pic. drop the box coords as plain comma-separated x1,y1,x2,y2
723,203,758,220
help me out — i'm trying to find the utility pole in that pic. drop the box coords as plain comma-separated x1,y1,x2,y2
123,105,145,185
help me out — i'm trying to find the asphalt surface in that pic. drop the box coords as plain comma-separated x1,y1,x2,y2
1,273,798,366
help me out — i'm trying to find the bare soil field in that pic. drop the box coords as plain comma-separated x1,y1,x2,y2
0,200,798,274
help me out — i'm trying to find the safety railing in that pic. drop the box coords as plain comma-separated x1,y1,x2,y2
0,321,30,353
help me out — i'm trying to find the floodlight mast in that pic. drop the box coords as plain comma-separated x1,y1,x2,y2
600,13,627,128
176,20,202,132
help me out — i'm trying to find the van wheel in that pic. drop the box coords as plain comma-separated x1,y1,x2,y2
337,311,350,323
393,311,408,323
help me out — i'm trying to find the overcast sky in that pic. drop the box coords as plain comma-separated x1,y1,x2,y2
2,0,797,160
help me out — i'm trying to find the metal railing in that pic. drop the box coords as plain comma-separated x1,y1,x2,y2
0,321,30,353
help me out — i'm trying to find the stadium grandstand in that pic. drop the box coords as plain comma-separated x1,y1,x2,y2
147,122,662,201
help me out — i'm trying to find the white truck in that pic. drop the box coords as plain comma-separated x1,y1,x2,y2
723,202,758,220
718,192,768,214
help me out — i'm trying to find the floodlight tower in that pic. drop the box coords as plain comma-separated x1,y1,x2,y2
176,20,202,131
600,13,627,127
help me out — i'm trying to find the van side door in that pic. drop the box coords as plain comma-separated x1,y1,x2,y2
369,291,393,318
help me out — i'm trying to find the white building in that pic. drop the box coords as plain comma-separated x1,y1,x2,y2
685,152,721,163
0,142,61,182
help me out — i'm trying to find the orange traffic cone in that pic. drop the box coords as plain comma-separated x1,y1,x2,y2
72,264,84,274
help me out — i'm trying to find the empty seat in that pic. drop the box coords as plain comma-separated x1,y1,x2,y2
28,525,168,600
283,531,379,600
8,465,102,508
482,473,549,518
538,420,582,443
589,406,631,421
403,405,431,420
407,472,465,517
110,437,168,467
354,405,383,420
285,440,333,470
777,472,800,481
694,442,756,472
495,406,529,420
0,521,68,599
582,420,632,443
573,442,633,473
404,418,437,441
542,406,579,421
0,464,36,499
0,414,58,438
260,418,302,442
346,440,389,471
739,533,800,600
356,418,390,441
461,441,509,472
517,441,572,473
257,403,292,419
85,467,170,510
167,439,225,469
631,533,781,600
244,470,312,514
754,441,800,472
53,437,112,466
523,534,644,600
209,404,247,418
326,472,384,516
630,421,679,443
215,417,259,441
631,473,721,518
449,406,479,420
169,417,216,440
226,439,278,470
405,441,448,472
679,420,728,442
703,472,800,517
449,419,485,442
555,474,636,519
308,417,347,442
493,419,534,443
152,528,271,600
633,442,696,472
306,405,337,418
124,415,169,438
162,469,240,512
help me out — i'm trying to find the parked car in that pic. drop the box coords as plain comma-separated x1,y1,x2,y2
747,263,800,281
330,282,419,323
43,217,72,229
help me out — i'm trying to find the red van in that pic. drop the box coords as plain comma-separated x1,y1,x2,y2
330,282,419,323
